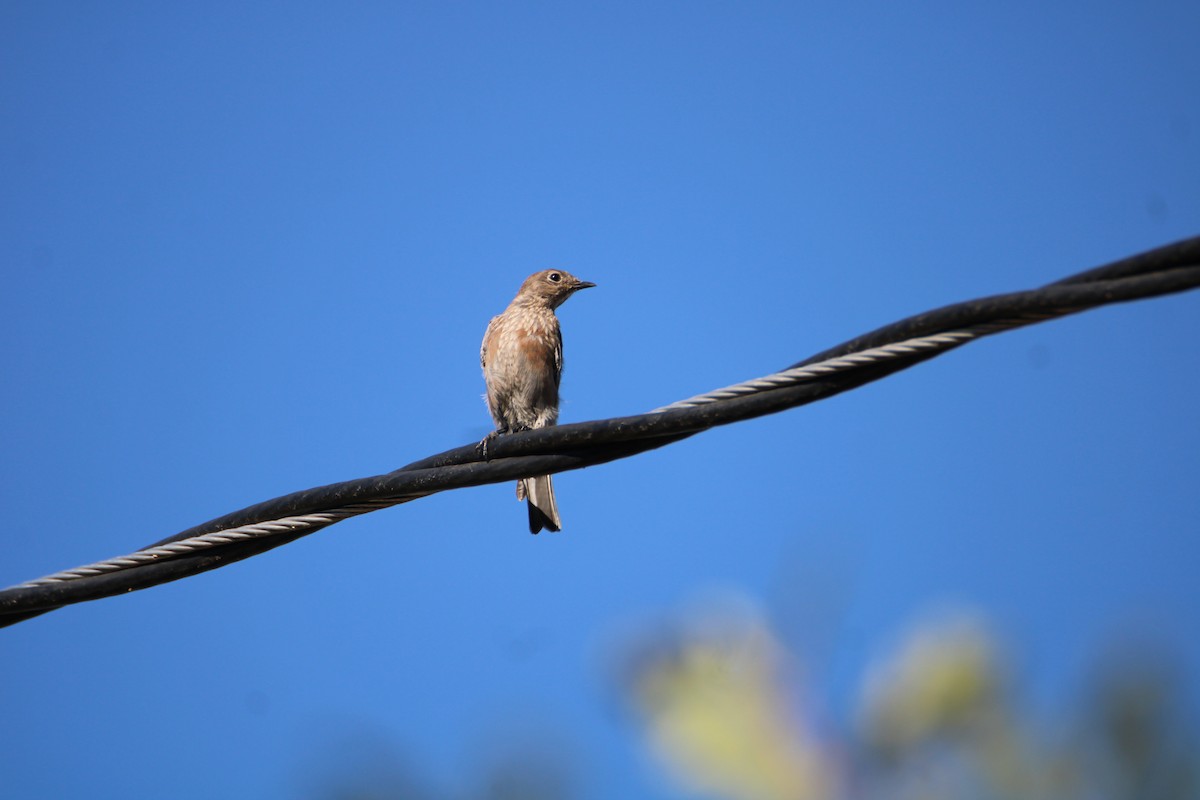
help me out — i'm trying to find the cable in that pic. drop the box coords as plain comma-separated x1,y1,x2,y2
10,501,400,589
653,317,1045,412
2,236,1198,628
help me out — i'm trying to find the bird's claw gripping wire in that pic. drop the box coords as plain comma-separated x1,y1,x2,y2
476,425,535,462
476,430,501,461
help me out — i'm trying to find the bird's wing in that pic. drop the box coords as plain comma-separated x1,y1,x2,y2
552,322,563,388
481,315,499,369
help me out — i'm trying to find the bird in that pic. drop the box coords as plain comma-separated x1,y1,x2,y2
480,269,595,533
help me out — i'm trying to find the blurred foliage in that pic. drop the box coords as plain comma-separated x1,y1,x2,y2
621,600,1199,800
311,598,1197,800
624,600,836,800
857,616,1004,759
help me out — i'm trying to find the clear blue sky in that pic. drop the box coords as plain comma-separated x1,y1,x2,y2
2,3,1198,798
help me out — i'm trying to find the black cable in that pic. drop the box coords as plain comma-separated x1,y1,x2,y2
2,236,1197,629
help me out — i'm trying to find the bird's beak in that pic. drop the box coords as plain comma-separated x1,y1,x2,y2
575,280,597,290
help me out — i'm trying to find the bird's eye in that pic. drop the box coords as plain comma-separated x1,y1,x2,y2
548,272,562,282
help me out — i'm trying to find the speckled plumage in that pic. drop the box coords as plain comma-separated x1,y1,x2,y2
480,269,595,533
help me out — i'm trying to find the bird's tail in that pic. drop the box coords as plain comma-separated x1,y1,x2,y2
518,475,562,534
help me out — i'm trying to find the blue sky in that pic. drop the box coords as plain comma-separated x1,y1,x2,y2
2,3,1198,798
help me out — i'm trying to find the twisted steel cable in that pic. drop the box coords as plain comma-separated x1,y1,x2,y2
2,236,1198,628
10,324,1011,591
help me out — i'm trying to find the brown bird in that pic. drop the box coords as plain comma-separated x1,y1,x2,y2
480,269,595,533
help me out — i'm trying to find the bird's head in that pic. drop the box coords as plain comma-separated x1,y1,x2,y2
516,269,596,309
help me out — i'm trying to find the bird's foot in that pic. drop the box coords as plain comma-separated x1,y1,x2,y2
476,429,504,461
476,425,534,461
